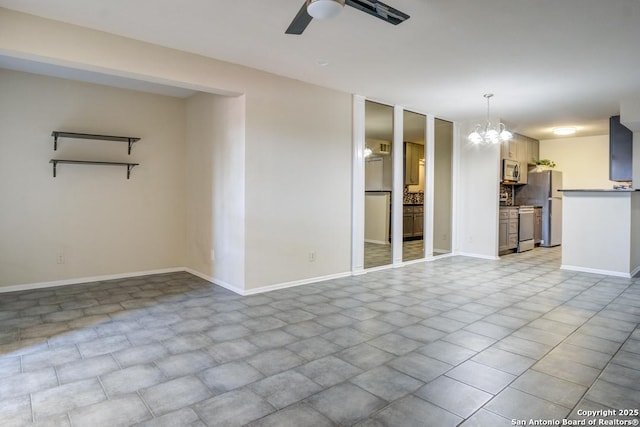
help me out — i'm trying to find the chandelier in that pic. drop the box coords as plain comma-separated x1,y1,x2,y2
468,93,513,144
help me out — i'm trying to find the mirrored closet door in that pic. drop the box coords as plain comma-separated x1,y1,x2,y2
402,110,426,262
363,100,394,268
433,118,453,255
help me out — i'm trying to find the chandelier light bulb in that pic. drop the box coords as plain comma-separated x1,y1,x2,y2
485,128,499,139
500,130,513,141
468,93,513,145
468,130,483,144
499,124,513,141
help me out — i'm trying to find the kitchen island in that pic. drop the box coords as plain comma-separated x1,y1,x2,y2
559,189,640,277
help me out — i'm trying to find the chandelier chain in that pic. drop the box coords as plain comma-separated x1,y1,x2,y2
468,93,512,144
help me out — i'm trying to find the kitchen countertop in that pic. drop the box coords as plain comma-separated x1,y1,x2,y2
500,205,543,208
559,189,638,192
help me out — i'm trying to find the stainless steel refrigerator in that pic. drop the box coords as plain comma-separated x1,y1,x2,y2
515,170,562,247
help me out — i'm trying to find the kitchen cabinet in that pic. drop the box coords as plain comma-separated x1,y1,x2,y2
403,204,424,239
528,139,539,165
609,115,633,182
534,207,542,244
501,138,518,161
519,135,540,185
404,142,424,186
503,134,540,185
414,207,424,236
499,207,519,252
517,135,528,184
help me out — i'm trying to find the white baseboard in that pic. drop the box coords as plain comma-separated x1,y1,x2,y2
183,268,245,295
2,253,492,297
560,264,633,278
0,267,352,297
241,271,353,296
0,267,185,294
361,264,395,273
433,248,451,255
400,258,427,266
455,251,500,261
364,239,390,245
185,268,353,296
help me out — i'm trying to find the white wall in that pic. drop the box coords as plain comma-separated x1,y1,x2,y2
539,135,614,189
456,128,501,259
185,93,246,291
0,69,186,288
364,193,390,244
631,194,640,275
620,97,640,187
0,8,353,292
561,192,633,275
244,78,352,290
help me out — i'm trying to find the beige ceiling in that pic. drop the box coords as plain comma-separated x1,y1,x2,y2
1,0,639,140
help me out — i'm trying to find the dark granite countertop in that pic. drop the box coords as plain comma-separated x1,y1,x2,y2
500,205,543,208
559,189,639,192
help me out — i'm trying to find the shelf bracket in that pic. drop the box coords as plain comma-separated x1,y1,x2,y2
128,138,134,155
127,163,137,179
52,160,57,177
53,134,59,151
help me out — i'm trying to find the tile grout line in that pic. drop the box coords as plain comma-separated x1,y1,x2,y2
454,272,636,423
566,282,640,415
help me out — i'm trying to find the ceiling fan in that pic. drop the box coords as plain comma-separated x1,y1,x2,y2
286,0,410,35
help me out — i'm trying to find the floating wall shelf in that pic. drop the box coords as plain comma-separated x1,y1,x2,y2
49,160,139,179
51,131,141,154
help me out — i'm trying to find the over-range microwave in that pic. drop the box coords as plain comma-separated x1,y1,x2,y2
502,159,520,183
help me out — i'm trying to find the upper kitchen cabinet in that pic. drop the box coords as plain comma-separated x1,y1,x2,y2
404,142,424,186
501,133,539,185
523,135,540,185
501,138,518,161
609,115,633,182
528,139,539,164
516,134,539,185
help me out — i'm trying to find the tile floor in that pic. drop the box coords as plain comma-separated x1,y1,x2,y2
1,247,639,426
364,240,448,268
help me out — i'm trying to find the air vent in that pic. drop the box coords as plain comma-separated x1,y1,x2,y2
379,143,391,154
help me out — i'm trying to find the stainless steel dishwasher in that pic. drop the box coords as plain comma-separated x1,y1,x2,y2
518,205,535,252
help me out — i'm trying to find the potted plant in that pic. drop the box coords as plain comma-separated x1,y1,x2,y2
534,159,556,171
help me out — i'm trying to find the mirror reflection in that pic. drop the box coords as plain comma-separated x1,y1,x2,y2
433,118,453,256
402,110,426,262
364,101,393,268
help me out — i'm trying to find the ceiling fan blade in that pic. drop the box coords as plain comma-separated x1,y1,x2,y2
286,1,313,34
345,0,410,25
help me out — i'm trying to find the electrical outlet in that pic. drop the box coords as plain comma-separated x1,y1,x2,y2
308,251,316,262
57,254,64,264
